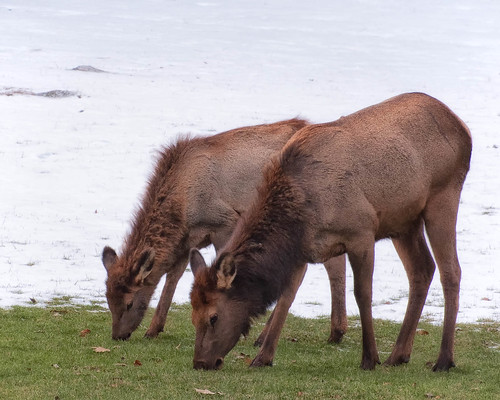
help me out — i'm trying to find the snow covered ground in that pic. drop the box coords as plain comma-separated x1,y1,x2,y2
1,1,499,324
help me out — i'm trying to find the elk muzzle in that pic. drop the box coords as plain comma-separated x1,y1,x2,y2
193,357,224,370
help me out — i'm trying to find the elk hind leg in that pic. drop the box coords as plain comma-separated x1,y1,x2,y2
384,218,435,366
424,188,462,372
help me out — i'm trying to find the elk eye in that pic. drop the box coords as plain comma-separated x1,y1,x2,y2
126,302,133,311
209,314,218,327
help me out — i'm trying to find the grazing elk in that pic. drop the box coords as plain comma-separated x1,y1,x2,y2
102,119,348,344
190,92,472,371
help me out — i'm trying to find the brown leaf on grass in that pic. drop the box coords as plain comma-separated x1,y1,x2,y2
92,346,111,353
234,352,252,365
80,329,91,337
195,388,216,395
134,359,142,366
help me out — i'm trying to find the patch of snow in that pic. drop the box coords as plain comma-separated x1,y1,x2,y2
1,1,499,325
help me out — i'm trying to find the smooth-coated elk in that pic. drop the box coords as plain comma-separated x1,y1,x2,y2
190,92,472,371
102,119,348,344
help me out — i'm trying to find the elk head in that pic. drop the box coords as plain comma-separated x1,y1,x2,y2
189,248,251,370
102,246,156,340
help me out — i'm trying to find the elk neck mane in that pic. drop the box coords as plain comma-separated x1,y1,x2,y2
121,135,199,269
223,144,311,318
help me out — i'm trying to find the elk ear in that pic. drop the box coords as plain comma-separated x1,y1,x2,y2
102,246,117,272
189,248,207,276
215,253,236,290
135,249,155,284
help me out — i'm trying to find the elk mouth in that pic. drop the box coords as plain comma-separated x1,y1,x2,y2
193,357,224,370
112,332,131,341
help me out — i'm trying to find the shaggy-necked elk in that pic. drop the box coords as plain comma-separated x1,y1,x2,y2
102,119,348,344
190,92,472,371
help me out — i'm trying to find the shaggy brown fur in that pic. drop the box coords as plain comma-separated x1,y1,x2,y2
102,118,348,343
190,93,472,371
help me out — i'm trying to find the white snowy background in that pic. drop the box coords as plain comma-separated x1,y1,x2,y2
1,1,499,325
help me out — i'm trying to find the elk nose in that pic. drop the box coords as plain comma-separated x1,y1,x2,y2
112,332,131,341
193,360,209,370
215,358,224,370
193,358,224,370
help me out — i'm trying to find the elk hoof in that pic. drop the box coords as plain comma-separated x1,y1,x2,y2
250,356,273,367
432,359,455,372
360,356,380,370
144,328,161,339
383,354,410,367
327,329,345,344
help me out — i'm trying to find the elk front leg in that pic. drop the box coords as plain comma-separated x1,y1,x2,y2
250,264,307,367
324,255,348,343
348,241,380,370
145,266,185,338
257,256,347,347
254,308,275,347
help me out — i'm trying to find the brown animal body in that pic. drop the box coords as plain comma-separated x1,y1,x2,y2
190,92,472,371
102,119,347,344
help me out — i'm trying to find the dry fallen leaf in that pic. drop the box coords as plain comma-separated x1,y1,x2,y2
195,388,216,395
80,329,91,337
234,352,252,365
92,346,111,353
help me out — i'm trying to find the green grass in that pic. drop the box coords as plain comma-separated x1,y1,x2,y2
0,303,499,399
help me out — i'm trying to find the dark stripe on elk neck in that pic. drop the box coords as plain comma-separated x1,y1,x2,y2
223,156,308,318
